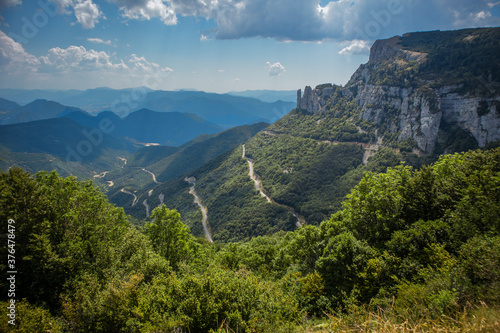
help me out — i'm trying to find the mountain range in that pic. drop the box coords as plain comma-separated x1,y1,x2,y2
0,99,84,125
0,88,296,128
0,103,225,179
0,27,499,243
110,27,500,242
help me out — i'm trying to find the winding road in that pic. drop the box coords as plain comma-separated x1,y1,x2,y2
120,188,138,206
243,144,271,203
142,168,161,184
242,144,305,227
143,199,150,218
185,177,213,242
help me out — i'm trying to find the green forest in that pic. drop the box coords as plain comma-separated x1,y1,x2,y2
1,147,499,332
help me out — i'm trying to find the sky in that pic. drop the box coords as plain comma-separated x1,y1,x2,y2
0,0,499,93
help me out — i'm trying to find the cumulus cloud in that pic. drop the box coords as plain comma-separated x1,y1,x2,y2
129,54,173,72
0,30,40,72
87,37,112,45
74,0,103,29
166,0,500,42
39,45,127,72
338,40,371,55
108,0,177,25
0,25,175,88
266,61,285,76
5,0,499,40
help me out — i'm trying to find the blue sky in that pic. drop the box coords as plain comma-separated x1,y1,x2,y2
0,0,499,93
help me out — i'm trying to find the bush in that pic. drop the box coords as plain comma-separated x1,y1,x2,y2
0,300,64,333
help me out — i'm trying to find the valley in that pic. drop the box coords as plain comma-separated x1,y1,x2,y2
1,25,500,333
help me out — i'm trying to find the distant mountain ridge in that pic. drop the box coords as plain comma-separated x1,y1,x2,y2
0,98,20,112
0,104,224,180
0,117,135,178
0,88,296,127
228,90,297,103
0,99,84,125
64,108,223,146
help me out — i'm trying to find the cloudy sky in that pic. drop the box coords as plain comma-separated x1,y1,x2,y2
0,0,499,93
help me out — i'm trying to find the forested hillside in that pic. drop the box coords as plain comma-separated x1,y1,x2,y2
1,147,499,332
124,28,500,242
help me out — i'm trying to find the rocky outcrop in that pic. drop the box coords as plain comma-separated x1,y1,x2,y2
297,84,334,114
352,82,500,152
296,30,500,153
354,84,443,152
303,32,500,153
369,36,427,64
440,91,500,147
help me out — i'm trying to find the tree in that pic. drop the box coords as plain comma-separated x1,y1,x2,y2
144,205,193,268
0,168,131,309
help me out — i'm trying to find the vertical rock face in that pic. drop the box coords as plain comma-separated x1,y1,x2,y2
352,83,500,153
297,84,334,114
296,30,500,153
440,92,500,147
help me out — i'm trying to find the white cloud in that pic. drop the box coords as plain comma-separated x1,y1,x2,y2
109,0,177,25
39,45,128,72
0,27,176,88
266,61,285,76
338,40,371,56
74,0,103,29
129,54,173,72
0,30,40,72
52,0,73,13
87,37,112,45
5,0,500,41
167,0,500,42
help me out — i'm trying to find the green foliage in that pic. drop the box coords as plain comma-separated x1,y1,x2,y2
315,148,500,311
1,146,499,331
339,165,412,247
400,28,500,91
459,236,500,303
0,300,64,332
0,168,131,308
144,205,195,269
247,133,365,224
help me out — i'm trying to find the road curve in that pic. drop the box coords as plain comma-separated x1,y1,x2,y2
185,177,213,242
143,199,150,217
142,168,161,184
243,144,271,203
120,188,138,206
242,144,305,227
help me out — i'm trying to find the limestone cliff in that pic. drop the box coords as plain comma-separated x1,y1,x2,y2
297,28,500,153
